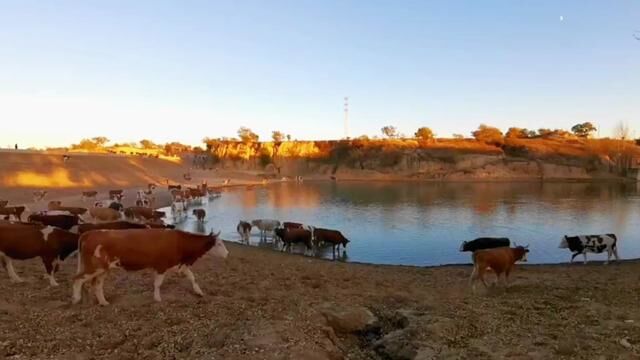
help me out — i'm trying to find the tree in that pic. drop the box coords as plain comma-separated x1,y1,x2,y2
571,122,597,138
452,134,465,139
91,137,109,147
272,131,285,143
414,127,435,141
472,124,504,145
237,127,259,143
140,139,157,149
286,134,292,141
505,127,536,139
614,121,631,140
381,126,398,139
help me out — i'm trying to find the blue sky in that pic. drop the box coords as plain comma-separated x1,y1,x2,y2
0,0,638,147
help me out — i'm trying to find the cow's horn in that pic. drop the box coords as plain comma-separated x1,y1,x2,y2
525,244,529,249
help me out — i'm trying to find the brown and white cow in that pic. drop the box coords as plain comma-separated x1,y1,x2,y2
81,191,98,202
89,207,122,223
33,190,48,202
0,206,27,222
108,190,124,200
72,229,228,305
73,221,175,235
283,222,304,230
124,207,165,223
0,222,79,286
469,246,530,292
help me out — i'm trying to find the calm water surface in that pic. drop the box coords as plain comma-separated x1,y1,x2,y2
165,181,640,266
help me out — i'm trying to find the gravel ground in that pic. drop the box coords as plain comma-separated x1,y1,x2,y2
0,240,639,360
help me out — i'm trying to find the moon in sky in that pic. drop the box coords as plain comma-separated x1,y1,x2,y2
560,15,564,21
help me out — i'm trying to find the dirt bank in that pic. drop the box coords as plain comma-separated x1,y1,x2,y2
0,243,638,359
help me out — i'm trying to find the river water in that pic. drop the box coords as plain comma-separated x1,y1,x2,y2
165,181,640,266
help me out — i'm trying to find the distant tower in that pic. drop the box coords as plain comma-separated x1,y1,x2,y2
343,96,349,139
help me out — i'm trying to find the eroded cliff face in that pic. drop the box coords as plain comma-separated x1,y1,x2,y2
200,140,618,181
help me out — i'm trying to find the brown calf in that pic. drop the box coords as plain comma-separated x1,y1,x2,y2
470,246,530,292
0,200,7,208
72,229,228,305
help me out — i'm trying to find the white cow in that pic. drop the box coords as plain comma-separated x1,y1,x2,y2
251,219,281,240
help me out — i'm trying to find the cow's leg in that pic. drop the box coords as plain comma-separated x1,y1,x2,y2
153,271,166,302
613,245,620,261
469,266,478,291
570,252,579,263
4,257,24,283
478,266,488,289
93,273,109,306
583,252,588,265
504,269,511,289
72,269,104,304
181,267,204,297
42,257,59,287
605,249,612,265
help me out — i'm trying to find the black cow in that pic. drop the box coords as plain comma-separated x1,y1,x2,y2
459,237,510,252
27,213,80,231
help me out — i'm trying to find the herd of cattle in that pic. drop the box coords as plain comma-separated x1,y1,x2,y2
236,219,350,255
459,234,620,291
0,182,625,305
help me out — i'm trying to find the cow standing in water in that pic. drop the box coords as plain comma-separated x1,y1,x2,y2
73,229,228,305
237,221,252,242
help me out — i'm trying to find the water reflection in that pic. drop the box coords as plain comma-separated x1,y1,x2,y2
168,181,640,266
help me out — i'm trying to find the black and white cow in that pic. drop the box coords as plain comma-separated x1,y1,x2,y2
559,234,619,264
459,237,510,252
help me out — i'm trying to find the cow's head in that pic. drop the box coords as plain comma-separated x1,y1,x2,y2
209,231,228,259
516,245,530,262
341,235,350,247
251,219,261,227
459,241,468,252
558,236,569,249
